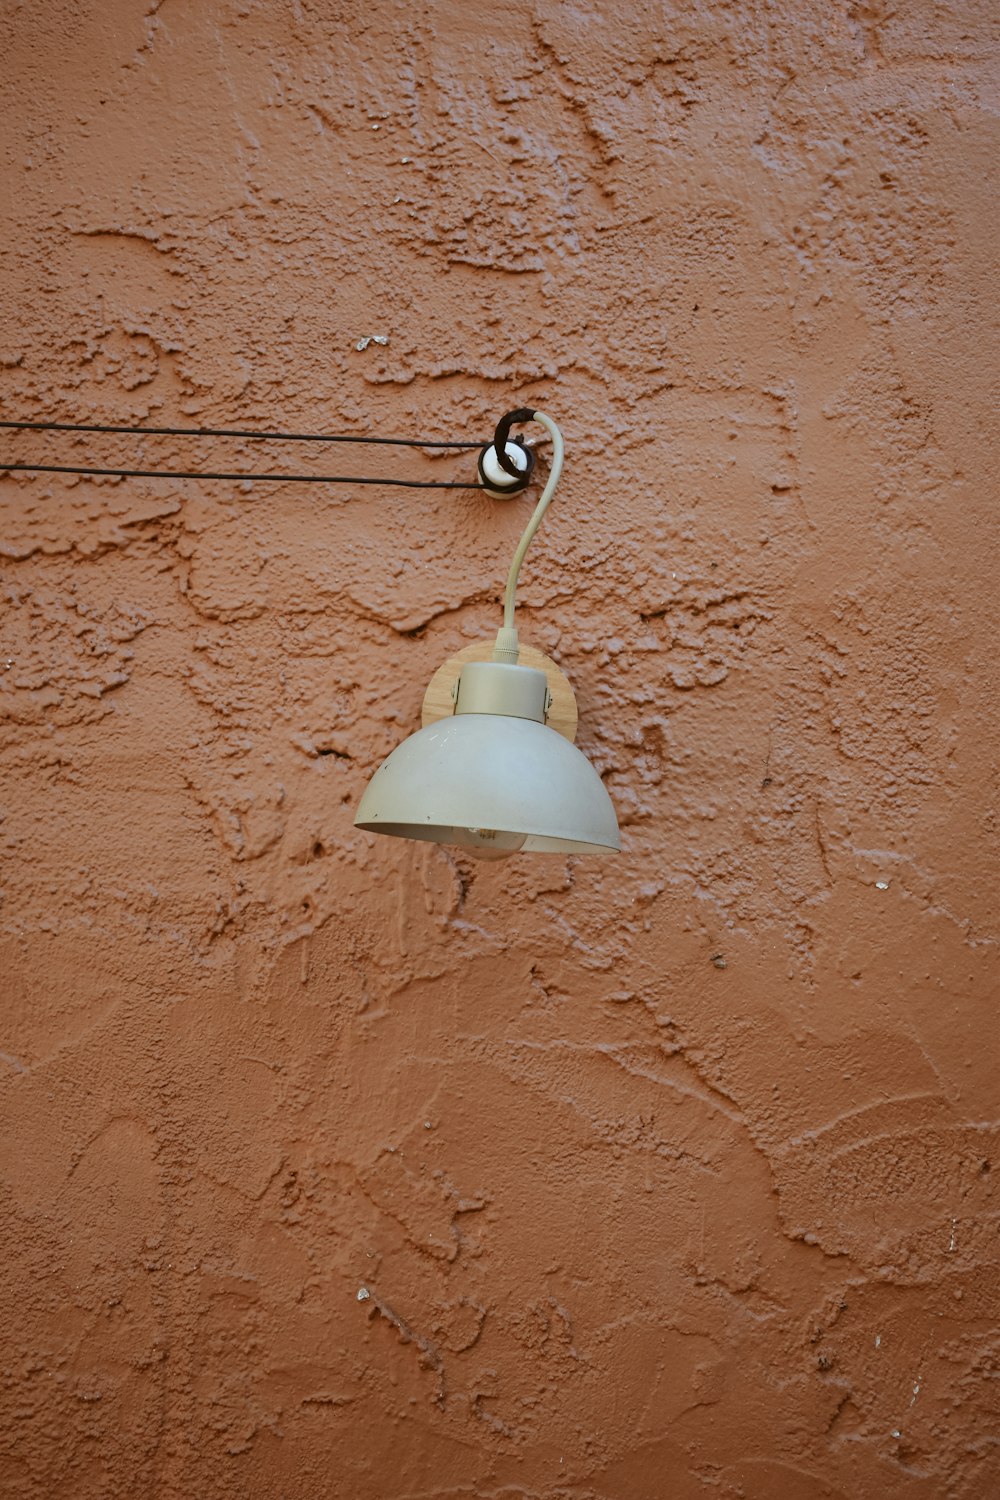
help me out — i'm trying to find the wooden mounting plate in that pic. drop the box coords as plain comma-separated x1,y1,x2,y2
421,640,578,742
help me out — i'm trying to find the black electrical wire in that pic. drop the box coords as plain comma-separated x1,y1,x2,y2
0,419,485,449
0,412,544,489
0,463,481,490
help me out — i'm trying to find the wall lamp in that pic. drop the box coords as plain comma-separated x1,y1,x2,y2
2,407,620,859
354,409,620,859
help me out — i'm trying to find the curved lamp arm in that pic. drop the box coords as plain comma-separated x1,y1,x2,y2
491,409,564,664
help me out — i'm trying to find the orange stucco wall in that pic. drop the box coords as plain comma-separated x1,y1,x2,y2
2,2,998,1496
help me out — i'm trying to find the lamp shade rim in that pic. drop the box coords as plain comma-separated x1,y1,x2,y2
353,818,620,855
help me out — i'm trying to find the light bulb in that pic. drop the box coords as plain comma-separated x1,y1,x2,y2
463,828,526,861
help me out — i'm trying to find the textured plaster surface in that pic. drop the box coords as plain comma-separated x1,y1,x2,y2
1,1,999,1496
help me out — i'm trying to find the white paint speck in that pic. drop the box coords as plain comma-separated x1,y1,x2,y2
875,1334,881,1348
875,880,889,890
949,1217,957,1251
891,1429,901,1439
357,1287,370,1302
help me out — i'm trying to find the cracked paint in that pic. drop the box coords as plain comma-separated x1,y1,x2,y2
1,0,999,1497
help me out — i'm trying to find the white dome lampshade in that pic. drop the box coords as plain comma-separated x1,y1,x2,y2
355,661,620,855
355,409,620,858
